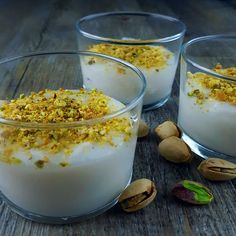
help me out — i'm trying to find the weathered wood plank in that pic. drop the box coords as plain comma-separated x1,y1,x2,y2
0,0,236,236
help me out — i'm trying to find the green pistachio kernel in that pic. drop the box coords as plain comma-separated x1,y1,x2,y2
172,180,214,205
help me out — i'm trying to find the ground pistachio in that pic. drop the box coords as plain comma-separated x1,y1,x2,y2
119,178,157,212
172,180,213,205
198,158,236,181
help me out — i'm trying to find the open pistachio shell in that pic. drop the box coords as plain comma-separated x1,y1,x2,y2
119,178,157,212
198,158,236,181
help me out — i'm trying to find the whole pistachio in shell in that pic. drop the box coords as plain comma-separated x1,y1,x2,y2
119,178,157,212
155,121,181,140
138,119,149,138
198,158,236,181
172,180,213,205
158,136,192,163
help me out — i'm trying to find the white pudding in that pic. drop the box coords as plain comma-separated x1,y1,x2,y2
84,44,176,106
138,62,176,105
0,89,137,217
178,69,236,157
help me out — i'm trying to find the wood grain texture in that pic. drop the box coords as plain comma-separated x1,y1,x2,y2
0,0,236,235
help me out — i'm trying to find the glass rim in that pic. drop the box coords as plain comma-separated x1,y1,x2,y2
181,34,236,83
0,51,146,129
76,11,186,45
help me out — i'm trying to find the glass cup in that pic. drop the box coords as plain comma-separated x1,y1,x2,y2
178,35,236,162
76,11,186,111
0,51,146,223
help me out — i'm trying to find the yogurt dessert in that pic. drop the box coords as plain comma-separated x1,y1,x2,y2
0,88,137,217
82,44,176,106
178,64,236,157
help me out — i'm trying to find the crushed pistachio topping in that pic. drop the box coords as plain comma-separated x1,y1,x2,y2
88,44,172,69
1,88,110,122
187,64,236,105
0,89,132,166
35,160,46,169
59,161,69,167
0,156,22,165
213,63,236,78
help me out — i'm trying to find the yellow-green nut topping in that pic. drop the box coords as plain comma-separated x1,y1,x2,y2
198,158,236,181
118,178,157,212
172,180,213,205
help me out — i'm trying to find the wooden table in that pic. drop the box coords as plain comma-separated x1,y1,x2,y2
0,0,236,235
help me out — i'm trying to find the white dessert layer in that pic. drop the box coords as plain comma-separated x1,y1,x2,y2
0,93,137,216
141,59,176,105
81,47,176,106
0,137,136,216
178,81,236,157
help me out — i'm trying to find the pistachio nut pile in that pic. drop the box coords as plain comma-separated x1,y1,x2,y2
118,119,236,212
155,120,236,204
155,120,236,181
155,121,192,163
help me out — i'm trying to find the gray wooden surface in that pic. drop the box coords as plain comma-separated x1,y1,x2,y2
0,0,236,235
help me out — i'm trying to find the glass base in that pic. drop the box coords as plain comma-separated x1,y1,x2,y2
182,132,236,163
143,94,170,112
1,174,132,224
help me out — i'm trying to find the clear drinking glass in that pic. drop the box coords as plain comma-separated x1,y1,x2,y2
76,12,186,111
178,35,236,162
0,51,146,223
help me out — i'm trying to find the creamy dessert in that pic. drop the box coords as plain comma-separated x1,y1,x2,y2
178,64,236,157
0,88,137,217
81,44,176,106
